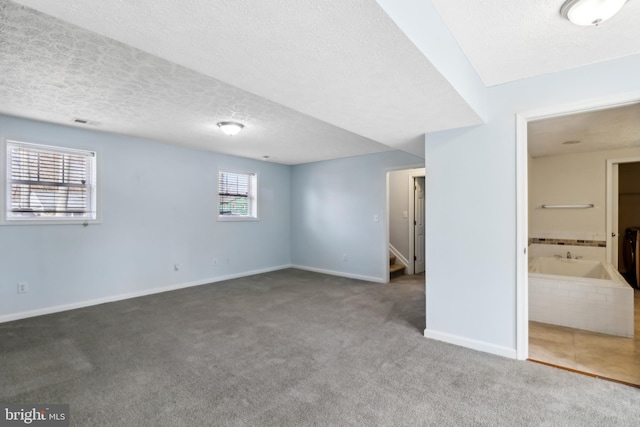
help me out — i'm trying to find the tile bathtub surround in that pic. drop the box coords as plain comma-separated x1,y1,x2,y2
529,232,607,242
529,238,606,247
529,278,634,337
528,244,606,262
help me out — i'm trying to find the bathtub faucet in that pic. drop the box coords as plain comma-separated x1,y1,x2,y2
567,251,571,259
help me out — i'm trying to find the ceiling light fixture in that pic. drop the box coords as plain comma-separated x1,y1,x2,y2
560,0,628,26
217,121,244,136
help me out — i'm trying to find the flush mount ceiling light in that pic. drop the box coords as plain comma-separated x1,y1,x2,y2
217,121,244,136
561,0,628,26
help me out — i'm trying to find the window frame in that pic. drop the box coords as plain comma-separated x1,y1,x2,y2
1,138,101,226
217,170,258,222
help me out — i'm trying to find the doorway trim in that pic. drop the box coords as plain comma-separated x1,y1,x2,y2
516,92,640,361
408,171,426,275
606,157,640,267
385,165,425,283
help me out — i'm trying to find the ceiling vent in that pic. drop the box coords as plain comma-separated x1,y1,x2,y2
73,118,100,126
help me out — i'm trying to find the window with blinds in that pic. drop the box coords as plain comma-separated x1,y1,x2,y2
218,171,257,219
5,141,97,222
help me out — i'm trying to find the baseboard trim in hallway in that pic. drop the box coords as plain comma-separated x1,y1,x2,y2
528,358,640,389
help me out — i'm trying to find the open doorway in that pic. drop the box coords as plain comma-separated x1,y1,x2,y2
387,168,426,280
517,99,640,386
607,159,640,283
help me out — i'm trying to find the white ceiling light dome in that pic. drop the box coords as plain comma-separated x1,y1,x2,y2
217,121,244,136
561,0,628,26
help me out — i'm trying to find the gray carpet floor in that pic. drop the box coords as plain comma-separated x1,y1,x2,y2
1,268,639,426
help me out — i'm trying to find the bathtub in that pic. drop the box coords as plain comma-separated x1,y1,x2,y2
529,256,634,337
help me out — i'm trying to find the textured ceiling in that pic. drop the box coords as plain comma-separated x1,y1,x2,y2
6,0,484,164
0,0,397,165
528,103,640,158
432,0,640,86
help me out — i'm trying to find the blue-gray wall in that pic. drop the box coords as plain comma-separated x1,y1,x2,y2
1,115,423,322
291,151,423,282
0,115,291,321
425,54,640,357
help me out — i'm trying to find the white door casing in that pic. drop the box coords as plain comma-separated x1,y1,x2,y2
517,93,640,361
414,177,425,274
606,157,640,267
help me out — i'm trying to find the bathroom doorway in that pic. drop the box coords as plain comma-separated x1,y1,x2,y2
517,97,640,386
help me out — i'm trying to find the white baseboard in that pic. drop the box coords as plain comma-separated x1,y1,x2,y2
424,328,517,359
0,264,292,324
290,264,385,283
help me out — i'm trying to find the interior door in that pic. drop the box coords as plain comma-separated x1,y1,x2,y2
414,177,425,274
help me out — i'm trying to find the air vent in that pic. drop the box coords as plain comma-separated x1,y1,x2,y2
562,140,581,145
72,118,100,126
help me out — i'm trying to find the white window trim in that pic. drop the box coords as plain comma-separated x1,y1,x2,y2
217,170,259,222
1,137,102,226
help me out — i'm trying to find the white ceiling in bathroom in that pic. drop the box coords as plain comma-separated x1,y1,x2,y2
528,103,640,158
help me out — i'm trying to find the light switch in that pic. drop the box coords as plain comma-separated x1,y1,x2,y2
403,211,408,218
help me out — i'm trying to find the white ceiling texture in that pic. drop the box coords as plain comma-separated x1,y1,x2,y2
2,0,640,164
431,0,640,159
528,103,640,158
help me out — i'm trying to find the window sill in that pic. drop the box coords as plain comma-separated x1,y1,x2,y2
0,218,101,226
217,216,259,222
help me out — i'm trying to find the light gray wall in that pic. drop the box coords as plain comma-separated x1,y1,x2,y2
425,53,640,355
0,115,291,320
291,151,424,282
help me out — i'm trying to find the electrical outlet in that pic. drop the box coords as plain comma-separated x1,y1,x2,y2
213,258,218,265
343,254,348,262
17,282,29,294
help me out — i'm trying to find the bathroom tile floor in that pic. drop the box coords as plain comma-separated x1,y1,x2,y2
529,289,640,386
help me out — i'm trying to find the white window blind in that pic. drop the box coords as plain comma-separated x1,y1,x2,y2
6,141,97,221
218,171,257,218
